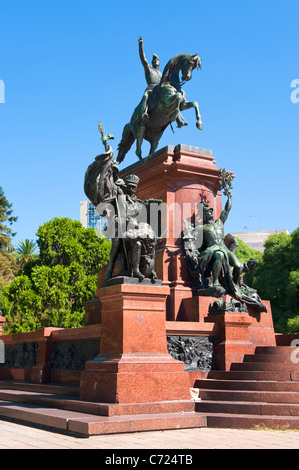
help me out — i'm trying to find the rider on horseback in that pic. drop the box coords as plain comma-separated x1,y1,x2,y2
138,36,162,122
138,36,186,127
117,41,202,164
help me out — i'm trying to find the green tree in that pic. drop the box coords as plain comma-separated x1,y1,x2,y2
245,229,299,333
0,187,17,286
1,217,111,333
15,239,39,274
234,237,263,265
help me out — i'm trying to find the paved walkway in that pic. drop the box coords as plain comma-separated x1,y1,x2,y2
0,419,298,449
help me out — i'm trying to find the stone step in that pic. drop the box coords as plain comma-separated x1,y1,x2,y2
243,353,295,363
195,400,299,416
0,380,79,396
196,378,299,391
198,388,299,403
204,412,299,430
208,370,299,381
0,388,195,417
69,412,207,437
194,346,299,430
0,399,206,436
230,362,299,372
255,346,297,354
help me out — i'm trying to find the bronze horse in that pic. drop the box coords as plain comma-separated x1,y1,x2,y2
117,53,202,163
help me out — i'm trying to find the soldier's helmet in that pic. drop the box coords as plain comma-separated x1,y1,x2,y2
125,174,140,187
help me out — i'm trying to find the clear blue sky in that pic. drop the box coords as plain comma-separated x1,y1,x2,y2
0,0,298,245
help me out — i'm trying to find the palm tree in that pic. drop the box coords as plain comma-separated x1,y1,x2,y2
15,239,39,273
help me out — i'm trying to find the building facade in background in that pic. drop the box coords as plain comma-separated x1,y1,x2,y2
231,229,289,252
80,200,107,234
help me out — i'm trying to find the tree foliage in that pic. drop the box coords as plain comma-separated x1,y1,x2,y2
15,239,39,274
0,187,17,286
1,218,111,333
234,237,263,264
245,229,299,333
0,186,18,249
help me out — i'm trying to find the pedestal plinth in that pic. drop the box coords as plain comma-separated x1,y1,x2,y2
90,144,276,381
118,144,224,322
80,281,190,403
206,310,256,370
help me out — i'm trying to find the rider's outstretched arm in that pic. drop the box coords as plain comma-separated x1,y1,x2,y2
139,36,149,70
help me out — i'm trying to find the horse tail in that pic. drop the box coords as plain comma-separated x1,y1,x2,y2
117,123,135,163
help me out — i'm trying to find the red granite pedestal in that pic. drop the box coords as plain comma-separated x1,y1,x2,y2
80,280,190,403
205,298,276,370
207,310,256,371
0,145,280,435
93,144,276,377
118,144,225,322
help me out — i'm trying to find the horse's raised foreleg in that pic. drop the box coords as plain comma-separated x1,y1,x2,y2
168,92,184,123
180,101,202,130
176,112,188,128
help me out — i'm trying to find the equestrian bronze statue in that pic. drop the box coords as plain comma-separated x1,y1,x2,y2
117,41,202,164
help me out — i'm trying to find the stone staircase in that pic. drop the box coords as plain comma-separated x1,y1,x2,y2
195,346,299,429
1,346,299,435
0,381,206,436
